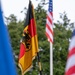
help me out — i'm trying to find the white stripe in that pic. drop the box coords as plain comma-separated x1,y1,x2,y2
65,55,75,72
69,36,75,51
47,11,53,20
46,19,53,32
46,27,53,42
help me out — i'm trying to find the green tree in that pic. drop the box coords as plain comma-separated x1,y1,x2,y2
5,1,74,75
6,14,24,75
53,12,73,75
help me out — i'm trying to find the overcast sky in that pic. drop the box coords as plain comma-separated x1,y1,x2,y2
1,0,75,23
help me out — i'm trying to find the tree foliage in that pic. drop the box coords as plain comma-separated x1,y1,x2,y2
5,0,74,75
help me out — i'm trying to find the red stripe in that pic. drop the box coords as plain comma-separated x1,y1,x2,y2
68,47,75,58
46,32,53,43
47,12,53,24
28,18,36,37
65,66,75,75
47,15,52,25
50,12,53,17
19,43,26,59
46,24,53,36
46,11,53,43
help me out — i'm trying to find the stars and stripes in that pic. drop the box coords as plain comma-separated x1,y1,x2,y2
65,29,75,75
46,0,53,43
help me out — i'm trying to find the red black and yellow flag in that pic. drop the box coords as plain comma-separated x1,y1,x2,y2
18,1,38,75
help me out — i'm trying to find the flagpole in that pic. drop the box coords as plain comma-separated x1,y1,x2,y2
37,52,42,75
50,42,53,75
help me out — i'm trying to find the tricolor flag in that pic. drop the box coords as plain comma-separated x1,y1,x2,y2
0,2,17,75
18,1,38,74
65,28,75,75
46,0,53,43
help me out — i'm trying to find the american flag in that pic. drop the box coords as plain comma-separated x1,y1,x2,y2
46,0,53,43
65,29,75,75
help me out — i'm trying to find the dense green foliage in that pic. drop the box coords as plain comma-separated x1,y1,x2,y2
5,0,74,75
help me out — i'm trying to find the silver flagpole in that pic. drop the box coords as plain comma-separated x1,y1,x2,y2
50,42,53,75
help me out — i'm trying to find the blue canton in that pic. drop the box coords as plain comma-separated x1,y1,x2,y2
48,0,53,12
